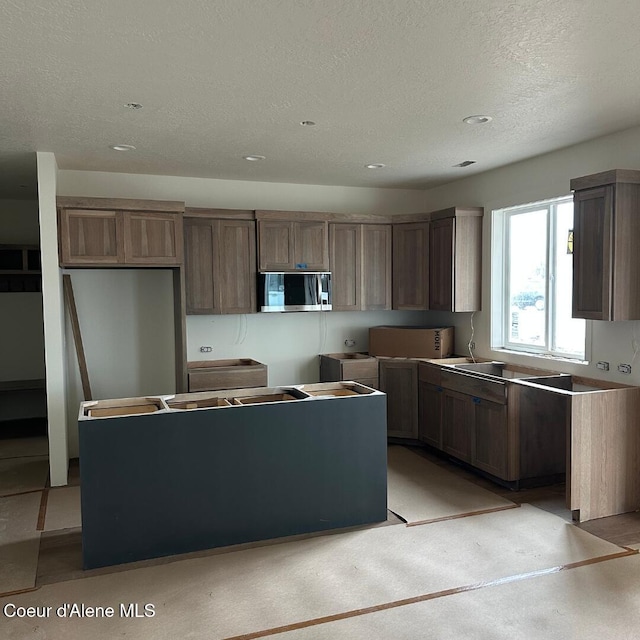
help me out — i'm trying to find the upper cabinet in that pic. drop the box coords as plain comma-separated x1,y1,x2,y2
256,212,329,271
57,198,184,267
392,208,483,312
392,221,429,310
429,208,483,312
184,210,256,315
571,170,640,321
330,223,391,311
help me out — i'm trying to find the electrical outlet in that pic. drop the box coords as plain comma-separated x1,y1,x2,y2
200,346,213,353
596,361,610,371
344,339,356,347
618,363,632,374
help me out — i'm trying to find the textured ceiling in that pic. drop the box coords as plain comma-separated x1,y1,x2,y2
1,0,640,199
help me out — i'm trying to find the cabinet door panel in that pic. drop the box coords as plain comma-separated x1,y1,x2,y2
572,186,612,320
418,381,443,449
185,219,217,314
218,220,256,314
60,209,122,265
124,212,182,264
429,218,454,311
258,221,293,270
473,399,509,479
293,221,329,270
363,225,392,310
379,360,418,439
392,222,429,309
441,389,474,462
330,224,361,311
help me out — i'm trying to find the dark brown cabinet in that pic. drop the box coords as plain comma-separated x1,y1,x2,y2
571,170,640,320
472,398,509,478
379,358,418,439
429,208,483,312
392,222,429,310
417,381,443,449
257,217,329,271
184,215,256,315
441,389,474,463
58,206,183,267
330,223,391,311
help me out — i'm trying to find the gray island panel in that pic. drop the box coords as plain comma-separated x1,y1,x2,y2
79,393,387,569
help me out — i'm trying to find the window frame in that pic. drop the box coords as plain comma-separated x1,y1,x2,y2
492,195,589,363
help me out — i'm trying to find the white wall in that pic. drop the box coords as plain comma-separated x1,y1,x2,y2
422,124,640,385
38,152,68,486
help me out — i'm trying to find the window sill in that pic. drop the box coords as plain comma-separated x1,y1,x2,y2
493,347,588,367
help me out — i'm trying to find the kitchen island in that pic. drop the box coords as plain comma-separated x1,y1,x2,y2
78,382,387,569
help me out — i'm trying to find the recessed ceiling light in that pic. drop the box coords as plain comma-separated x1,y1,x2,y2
463,115,492,124
365,163,386,169
453,160,476,167
124,102,143,110
243,155,266,161
300,120,316,126
110,144,136,151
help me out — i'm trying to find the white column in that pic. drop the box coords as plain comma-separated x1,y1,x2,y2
37,152,69,486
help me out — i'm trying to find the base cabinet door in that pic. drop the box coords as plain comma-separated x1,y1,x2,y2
472,399,509,479
379,359,418,439
441,389,474,462
418,381,443,449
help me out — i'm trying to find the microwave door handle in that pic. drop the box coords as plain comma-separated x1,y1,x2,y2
317,275,323,310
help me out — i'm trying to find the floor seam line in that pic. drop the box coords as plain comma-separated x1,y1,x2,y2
221,549,638,640
406,503,520,527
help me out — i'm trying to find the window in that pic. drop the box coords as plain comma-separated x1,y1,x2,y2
492,196,586,360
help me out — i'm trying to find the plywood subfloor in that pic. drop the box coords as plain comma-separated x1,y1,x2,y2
0,492,41,595
0,505,623,639
387,445,514,523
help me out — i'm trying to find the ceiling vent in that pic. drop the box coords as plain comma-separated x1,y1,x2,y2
453,160,476,167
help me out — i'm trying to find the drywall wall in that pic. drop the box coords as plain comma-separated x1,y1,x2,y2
38,152,68,487
0,199,45,386
56,171,427,214
64,269,176,455
422,124,640,385
187,309,466,386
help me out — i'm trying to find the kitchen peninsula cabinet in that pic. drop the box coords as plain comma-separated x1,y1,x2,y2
429,208,483,312
379,358,418,439
57,198,184,267
392,221,429,310
570,169,640,320
330,223,391,311
184,210,256,315
256,212,329,271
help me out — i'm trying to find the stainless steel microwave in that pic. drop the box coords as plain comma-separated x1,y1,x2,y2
258,272,332,312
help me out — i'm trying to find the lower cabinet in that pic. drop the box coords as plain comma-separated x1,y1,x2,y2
441,389,474,463
471,398,509,479
417,381,443,448
379,358,418,439
418,362,512,481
